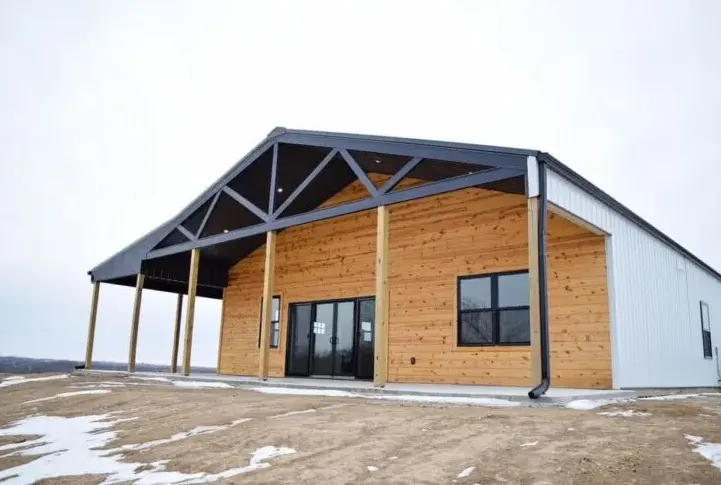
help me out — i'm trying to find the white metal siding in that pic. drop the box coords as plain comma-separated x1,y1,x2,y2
547,169,721,388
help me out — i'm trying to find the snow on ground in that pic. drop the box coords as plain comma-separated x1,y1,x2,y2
250,387,358,397
457,466,475,478
24,389,111,404
171,380,233,389
597,410,651,417
686,434,721,471
130,376,172,383
565,398,628,410
0,374,68,388
520,441,539,447
640,394,700,401
271,409,317,418
367,394,520,407
106,418,251,453
0,414,294,484
367,465,379,472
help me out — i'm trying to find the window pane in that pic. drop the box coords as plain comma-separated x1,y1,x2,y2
272,297,280,322
498,273,529,307
499,309,530,344
460,278,491,310
271,322,279,348
460,311,493,344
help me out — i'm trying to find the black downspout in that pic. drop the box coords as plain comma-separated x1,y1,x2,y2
528,161,550,399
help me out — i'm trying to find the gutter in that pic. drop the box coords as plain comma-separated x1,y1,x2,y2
529,160,551,399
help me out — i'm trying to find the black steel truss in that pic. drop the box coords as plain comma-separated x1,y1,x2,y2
89,128,534,285
148,146,524,259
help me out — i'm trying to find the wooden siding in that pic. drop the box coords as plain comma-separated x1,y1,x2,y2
219,176,611,388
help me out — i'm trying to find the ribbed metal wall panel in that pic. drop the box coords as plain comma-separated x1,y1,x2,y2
547,169,721,388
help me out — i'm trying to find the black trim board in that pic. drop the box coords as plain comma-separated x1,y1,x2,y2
539,153,721,282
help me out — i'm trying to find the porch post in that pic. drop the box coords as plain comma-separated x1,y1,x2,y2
182,248,200,376
216,288,227,373
374,205,389,387
128,274,145,372
170,293,183,373
85,282,100,369
258,231,277,379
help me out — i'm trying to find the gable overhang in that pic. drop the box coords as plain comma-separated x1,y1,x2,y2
89,128,536,297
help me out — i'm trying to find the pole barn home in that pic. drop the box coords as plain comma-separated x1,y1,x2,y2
86,128,721,396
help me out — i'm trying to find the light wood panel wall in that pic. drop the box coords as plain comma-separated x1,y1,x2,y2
219,175,611,388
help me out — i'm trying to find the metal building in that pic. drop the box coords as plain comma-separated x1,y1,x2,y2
85,128,721,394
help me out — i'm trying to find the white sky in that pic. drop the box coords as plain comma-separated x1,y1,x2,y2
1,1,720,367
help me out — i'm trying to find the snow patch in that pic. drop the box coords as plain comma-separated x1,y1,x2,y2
130,376,171,383
0,374,68,388
367,394,520,407
0,414,293,484
25,389,111,404
686,434,721,470
367,465,379,472
271,409,316,418
640,393,701,401
520,441,539,447
251,387,358,398
457,466,475,478
597,410,651,417
172,380,233,389
566,399,625,410
107,418,251,453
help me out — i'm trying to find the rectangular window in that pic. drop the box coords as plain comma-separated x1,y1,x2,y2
700,301,712,359
258,296,281,348
458,271,530,346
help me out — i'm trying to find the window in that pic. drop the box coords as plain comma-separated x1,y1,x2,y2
457,271,530,346
700,301,712,359
258,296,281,348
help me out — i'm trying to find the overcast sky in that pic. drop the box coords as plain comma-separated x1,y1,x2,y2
1,1,720,367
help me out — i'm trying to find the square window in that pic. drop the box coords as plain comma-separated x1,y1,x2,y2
457,271,530,347
459,311,493,345
499,309,530,344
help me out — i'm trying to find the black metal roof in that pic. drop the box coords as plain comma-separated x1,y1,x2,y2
88,127,721,298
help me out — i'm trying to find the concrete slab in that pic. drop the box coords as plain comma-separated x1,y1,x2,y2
76,369,636,404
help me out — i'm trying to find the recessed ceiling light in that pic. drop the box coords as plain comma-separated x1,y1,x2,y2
468,171,474,175
277,187,283,193
223,229,229,233
375,159,382,164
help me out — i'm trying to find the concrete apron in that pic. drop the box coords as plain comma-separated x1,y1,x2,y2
75,369,636,405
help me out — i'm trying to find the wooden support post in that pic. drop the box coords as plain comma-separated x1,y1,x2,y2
258,231,277,379
182,249,200,376
374,206,389,387
216,288,227,374
127,274,145,372
85,282,100,369
170,294,183,373
528,196,542,384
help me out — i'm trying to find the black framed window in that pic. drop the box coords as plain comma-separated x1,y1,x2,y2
258,296,281,348
700,301,712,359
457,271,530,346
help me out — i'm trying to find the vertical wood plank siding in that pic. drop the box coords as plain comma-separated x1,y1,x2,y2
219,175,611,388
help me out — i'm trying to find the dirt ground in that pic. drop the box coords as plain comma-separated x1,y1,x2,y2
1,374,720,484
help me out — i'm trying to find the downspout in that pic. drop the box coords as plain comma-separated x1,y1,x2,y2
529,160,551,399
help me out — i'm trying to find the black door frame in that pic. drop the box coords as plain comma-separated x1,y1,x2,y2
285,295,374,379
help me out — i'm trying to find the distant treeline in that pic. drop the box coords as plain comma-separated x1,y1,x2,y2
0,356,215,375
